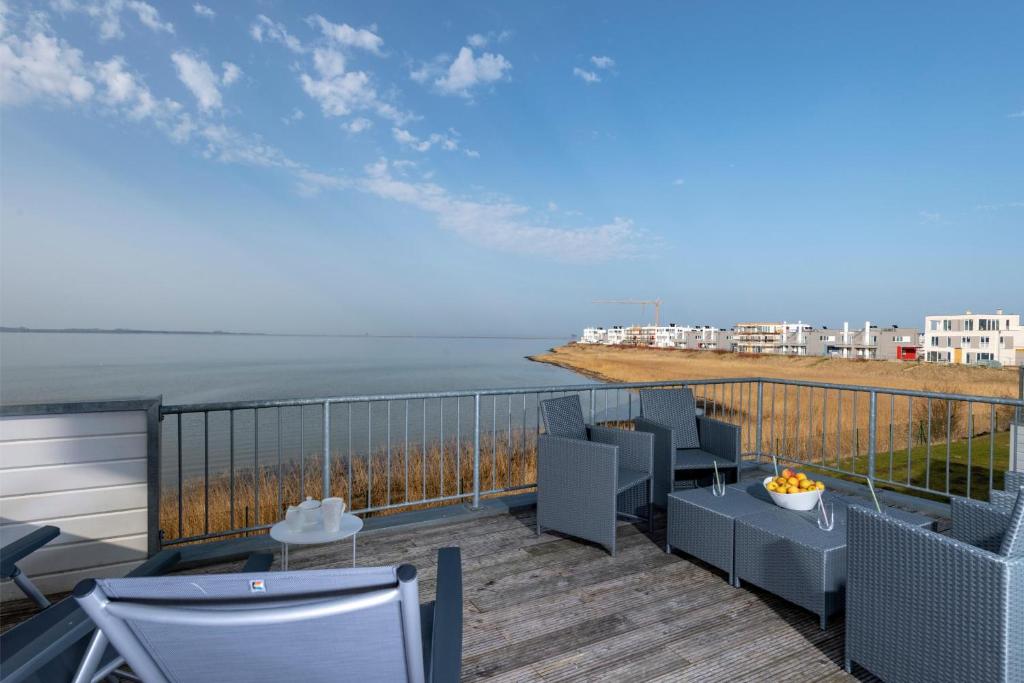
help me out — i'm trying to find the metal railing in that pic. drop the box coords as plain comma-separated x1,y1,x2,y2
157,377,1024,547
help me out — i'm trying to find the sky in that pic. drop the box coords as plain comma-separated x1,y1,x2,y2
0,1,1021,336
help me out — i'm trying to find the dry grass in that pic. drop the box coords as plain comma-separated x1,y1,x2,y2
530,344,1020,398
161,433,537,542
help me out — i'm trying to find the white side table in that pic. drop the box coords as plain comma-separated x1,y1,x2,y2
269,513,363,571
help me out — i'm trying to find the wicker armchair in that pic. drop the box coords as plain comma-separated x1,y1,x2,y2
634,388,741,507
845,487,1024,682
536,395,654,556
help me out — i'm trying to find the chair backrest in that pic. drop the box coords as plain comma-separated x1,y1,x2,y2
74,566,426,683
1005,471,1024,491
999,487,1024,557
639,389,699,449
540,395,588,441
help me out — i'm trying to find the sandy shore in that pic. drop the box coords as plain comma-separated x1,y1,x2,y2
529,344,1020,398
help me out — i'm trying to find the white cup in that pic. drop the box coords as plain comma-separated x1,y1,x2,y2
322,497,345,532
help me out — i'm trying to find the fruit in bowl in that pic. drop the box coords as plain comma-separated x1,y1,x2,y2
763,468,825,511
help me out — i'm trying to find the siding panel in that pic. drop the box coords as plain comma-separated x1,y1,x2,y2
0,484,148,522
0,432,146,469
0,411,146,441
0,458,147,497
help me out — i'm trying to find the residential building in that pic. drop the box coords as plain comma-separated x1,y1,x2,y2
734,322,811,354
805,322,921,361
923,310,1024,366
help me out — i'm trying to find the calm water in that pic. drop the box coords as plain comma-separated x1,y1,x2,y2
0,333,590,405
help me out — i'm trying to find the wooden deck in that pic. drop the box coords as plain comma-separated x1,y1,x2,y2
172,503,878,682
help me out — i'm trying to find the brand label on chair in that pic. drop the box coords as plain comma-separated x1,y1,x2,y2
249,579,266,593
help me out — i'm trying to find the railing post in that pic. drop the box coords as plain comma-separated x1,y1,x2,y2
322,401,331,499
867,391,877,483
756,381,764,462
589,388,596,423
471,393,481,509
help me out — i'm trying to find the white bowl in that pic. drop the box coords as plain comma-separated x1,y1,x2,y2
763,476,821,512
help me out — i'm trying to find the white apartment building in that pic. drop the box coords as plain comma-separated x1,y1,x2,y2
734,321,811,354
578,324,725,349
923,310,1024,366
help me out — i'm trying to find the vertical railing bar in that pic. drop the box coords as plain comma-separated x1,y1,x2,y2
440,399,444,498
472,393,481,509
521,394,527,487
299,407,304,498
795,384,801,460
404,400,409,504
176,415,183,539
782,384,788,458
989,404,996,496
966,402,973,499
836,390,843,468
421,400,426,501
755,381,764,462
347,404,353,511
456,398,462,495
820,388,828,466
867,391,877,485
367,402,373,509
321,401,331,500
276,407,282,517
945,400,952,494
807,386,814,462
852,391,858,473
589,388,595,423
906,396,912,486
229,410,235,529
203,411,209,536
507,395,512,489
254,408,260,527
492,396,497,492
387,400,392,507
889,394,895,481
926,399,932,491
730,382,735,424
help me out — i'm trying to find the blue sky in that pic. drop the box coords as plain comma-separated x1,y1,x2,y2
1,1,1021,335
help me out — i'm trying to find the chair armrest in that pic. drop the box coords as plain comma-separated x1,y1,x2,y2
537,435,618,499
1005,472,1024,490
0,526,60,578
990,489,1018,513
696,416,741,464
428,547,462,683
588,425,653,474
951,497,1012,552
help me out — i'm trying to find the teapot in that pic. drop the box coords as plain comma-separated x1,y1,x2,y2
298,497,322,528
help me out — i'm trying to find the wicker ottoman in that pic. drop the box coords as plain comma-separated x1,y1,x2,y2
666,487,775,586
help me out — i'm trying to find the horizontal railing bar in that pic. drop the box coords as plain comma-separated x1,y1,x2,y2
159,376,1024,415
158,379,748,414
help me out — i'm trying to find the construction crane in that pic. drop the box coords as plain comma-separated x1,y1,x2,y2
593,299,663,327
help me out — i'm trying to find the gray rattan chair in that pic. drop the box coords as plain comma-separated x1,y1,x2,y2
845,488,1024,682
634,388,741,507
536,395,654,556
72,547,462,683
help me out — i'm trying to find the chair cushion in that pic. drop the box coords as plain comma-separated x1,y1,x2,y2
673,449,738,471
998,487,1024,557
639,389,699,449
540,395,588,441
617,467,651,494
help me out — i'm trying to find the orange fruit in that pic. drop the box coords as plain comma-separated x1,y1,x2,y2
796,473,808,481
815,482,825,491
787,485,800,494
787,477,799,486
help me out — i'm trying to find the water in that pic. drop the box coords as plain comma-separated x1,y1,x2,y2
0,332,590,405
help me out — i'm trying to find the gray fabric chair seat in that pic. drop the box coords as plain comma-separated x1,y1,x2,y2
674,448,738,471
617,467,651,494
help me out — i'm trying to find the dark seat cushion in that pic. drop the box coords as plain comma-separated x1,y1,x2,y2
673,449,738,471
617,467,651,494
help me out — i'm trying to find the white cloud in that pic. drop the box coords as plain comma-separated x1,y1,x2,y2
57,0,173,40
975,201,1024,211
918,210,943,225
547,201,559,212
0,32,94,104
95,55,178,120
672,178,685,186
250,14,303,53
573,67,599,84
171,51,222,111
467,33,487,48
221,61,241,86
358,159,640,262
344,116,371,133
465,30,511,48
193,3,214,18
464,148,480,158
435,47,511,97
126,1,172,34
590,55,614,69
300,47,409,123
282,107,304,125
1009,110,1024,119
308,15,383,55
392,127,458,152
